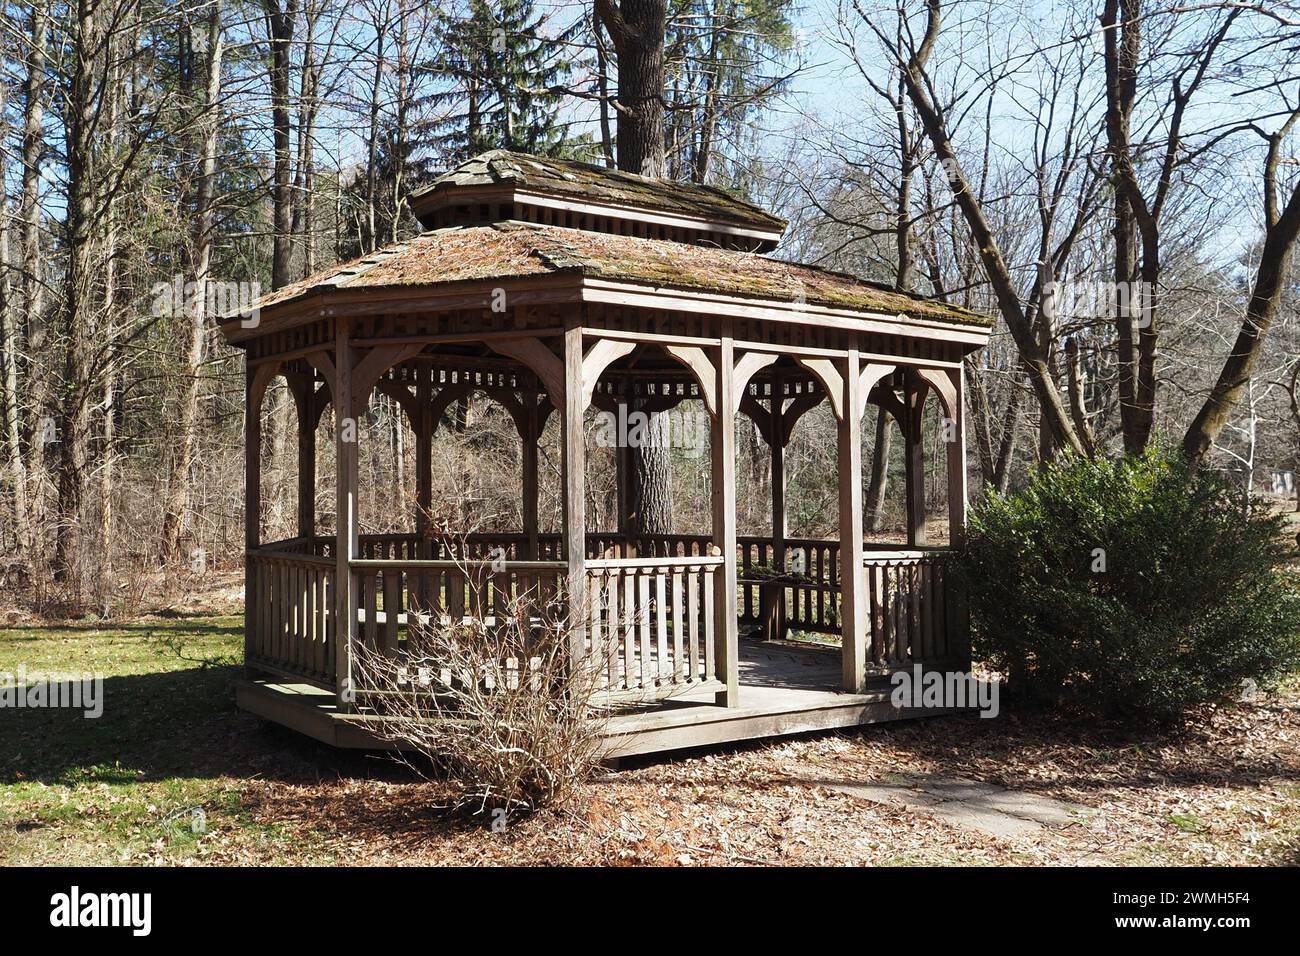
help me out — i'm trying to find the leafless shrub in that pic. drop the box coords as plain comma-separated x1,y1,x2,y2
352,583,612,820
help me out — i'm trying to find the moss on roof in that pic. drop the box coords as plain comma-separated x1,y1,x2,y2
410,150,787,232
253,222,992,328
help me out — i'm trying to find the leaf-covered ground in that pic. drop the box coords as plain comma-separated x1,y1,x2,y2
1,606,1297,866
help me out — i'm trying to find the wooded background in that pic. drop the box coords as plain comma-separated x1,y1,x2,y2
0,0,1296,613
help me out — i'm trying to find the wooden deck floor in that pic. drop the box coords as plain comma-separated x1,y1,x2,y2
236,639,960,758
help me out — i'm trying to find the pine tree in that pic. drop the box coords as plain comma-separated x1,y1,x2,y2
664,0,798,187
423,0,579,164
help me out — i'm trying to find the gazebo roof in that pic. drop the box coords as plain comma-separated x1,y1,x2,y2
409,149,787,237
246,221,991,332
226,150,994,348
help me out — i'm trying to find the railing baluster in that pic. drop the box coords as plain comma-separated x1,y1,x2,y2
363,571,378,654
638,570,652,689
671,569,684,681
888,565,902,663
605,571,620,690
588,572,604,689
655,572,668,683
382,570,401,658
703,566,715,681
622,570,635,688
687,570,700,682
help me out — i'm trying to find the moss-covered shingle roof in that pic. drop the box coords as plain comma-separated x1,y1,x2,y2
254,222,991,328
409,150,787,233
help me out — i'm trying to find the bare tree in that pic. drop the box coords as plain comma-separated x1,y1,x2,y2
1184,107,1300,465
1104,1,1243,453
161,0,226,562
847,0,1087,456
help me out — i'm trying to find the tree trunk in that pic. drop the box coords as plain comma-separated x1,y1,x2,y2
692,0,732,184
96,36,127,599
20,2,49,505
893,73,915,293
1286,360,1300,513
596,0,674,539
596,0,667,178
629,404,674,538
594,15,615,167
864,410,892,532
966,359,996,486
54,0,102,597
1064,336,1096,455
1103,0,1147,454
992,382,1022,495
267,1,297,289
391,0,410,245
293,0,323,276
0,74,30,557
364,10,386,252
162,3,223,562
1184,174,1300,466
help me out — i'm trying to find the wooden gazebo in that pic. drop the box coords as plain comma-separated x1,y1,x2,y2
225,150,993,756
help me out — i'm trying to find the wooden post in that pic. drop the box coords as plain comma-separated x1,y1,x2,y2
244,366,262,671
712,336,739,706
838,348,867,692
522,385,541,560
945,366,970,667
946,367,967,547
905,374,928,547
768,371,787,642
244,367,261,551
562,325,587,664
334,322,359,706
415,366,432,552
295,384,315,540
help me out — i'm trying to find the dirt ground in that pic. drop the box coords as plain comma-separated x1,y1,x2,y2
227,682,1300,867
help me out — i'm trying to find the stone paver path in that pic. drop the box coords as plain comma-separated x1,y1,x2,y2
823,773,1094,838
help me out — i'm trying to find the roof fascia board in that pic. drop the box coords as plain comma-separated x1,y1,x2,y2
220,276,585,344
578,278,992,345
221,273,992,349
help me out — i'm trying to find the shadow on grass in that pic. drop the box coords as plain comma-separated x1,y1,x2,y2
0,665,409,788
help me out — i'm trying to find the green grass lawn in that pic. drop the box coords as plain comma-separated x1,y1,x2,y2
0,612,344,865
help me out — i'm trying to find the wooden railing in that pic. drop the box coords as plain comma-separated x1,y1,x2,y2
354,533,562,562
339,558,565,702
863,550,955,668
736,536,771,624
584,554,724,703
245,549,335,688
246,534,964,698
349,558,566,660
259,535,315,553
785,537,843,634
344,553,724,705
586,532,713,559
294,531,716,563
737,536,843,636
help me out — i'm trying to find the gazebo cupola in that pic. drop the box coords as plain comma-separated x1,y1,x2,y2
408,150,787,251
225,149,994,757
